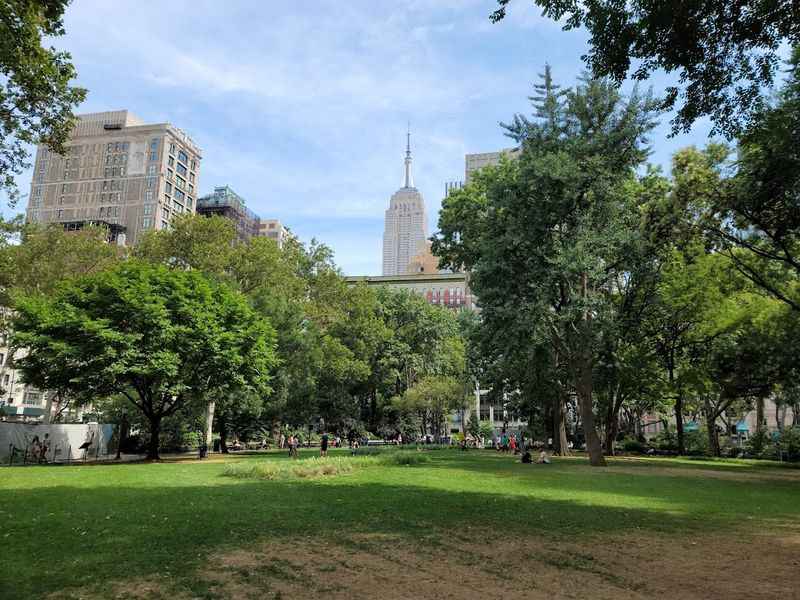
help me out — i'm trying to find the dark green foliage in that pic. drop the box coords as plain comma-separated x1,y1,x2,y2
11,261,277,458
0,0,87,204
492,0,799,137
434,68,659,465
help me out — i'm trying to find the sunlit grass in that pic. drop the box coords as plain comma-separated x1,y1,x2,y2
0,449,797,599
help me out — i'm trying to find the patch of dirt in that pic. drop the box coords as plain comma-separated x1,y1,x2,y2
46,576,196,600
192,527,800,600
607,464,800,483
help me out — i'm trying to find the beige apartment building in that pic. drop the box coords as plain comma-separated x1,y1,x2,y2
26,110,201,245
464,147,520,184
257,219,290,248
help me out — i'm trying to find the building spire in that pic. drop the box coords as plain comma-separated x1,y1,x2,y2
404,122,414,188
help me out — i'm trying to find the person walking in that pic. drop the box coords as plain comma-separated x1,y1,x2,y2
320,432,329,457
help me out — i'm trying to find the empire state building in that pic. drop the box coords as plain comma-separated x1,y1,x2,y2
382,130,428,275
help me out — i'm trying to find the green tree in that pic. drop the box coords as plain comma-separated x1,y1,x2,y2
491,0,799,137
395,376,464,440
434,70,659,466
11,261,277,459
1,0,86,204
700,50,800,311
0,223,123,302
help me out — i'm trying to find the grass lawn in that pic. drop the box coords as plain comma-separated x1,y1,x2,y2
1,449,798,599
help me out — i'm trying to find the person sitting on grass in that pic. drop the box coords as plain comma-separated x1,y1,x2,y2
521,449,532,464
537,448,551,464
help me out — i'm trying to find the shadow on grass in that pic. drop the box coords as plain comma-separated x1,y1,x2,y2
2,453,799,598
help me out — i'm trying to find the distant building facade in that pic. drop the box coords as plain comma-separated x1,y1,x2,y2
345,272,475,311
196,185,291,248
25,110,201,246
407,241,440,274
382,131,428,276
464,147,520,184
196,185,260,242
257,219,290,248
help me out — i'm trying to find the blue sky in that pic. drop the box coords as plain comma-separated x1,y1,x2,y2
10,0,715,275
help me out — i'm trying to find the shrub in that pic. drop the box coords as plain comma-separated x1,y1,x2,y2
652,428,677,452
684,430,708,455
390,452,430,466
777,427,800,461
621,437,647,453
222,450,431,480
745,429,772,458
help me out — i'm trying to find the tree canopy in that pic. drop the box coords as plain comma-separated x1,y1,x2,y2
11,260,277,459
1,0,86,205
491,0,800,137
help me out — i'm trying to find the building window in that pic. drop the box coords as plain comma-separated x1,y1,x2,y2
161,220,169,230
175,176,185,189
147,165,157,176
168,156,174,167
169,143,176,155
186,196,193,209
146,177,156,189
145,190,154,201
143,204,153,215
174,189,185,201
164,194,171,204
149,152,158,162
167,169,173,181
189,173,195,183
57,209,63,219
178,150,188,164
188,184,193,193
176,163,187,177
150,139,159,151
142,217,152,229
23,391,43,406
165,182,172,195
190,159,197,171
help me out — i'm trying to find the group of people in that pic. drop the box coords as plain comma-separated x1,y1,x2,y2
28,434,51,463
494,431,524,453
521,448,551,464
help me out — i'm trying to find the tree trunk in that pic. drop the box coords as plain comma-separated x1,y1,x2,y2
604,386,621,457
703,400,720,457
43,391,55,425
219,415,229,454
147,416,161,460
576,273,605,467
776,403,786,432
369,389,378,431
756,397,765,434
553,394,569,456
204,400,215,452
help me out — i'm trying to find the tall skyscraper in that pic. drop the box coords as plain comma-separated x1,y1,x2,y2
382,130,428,276
25,110,201,245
